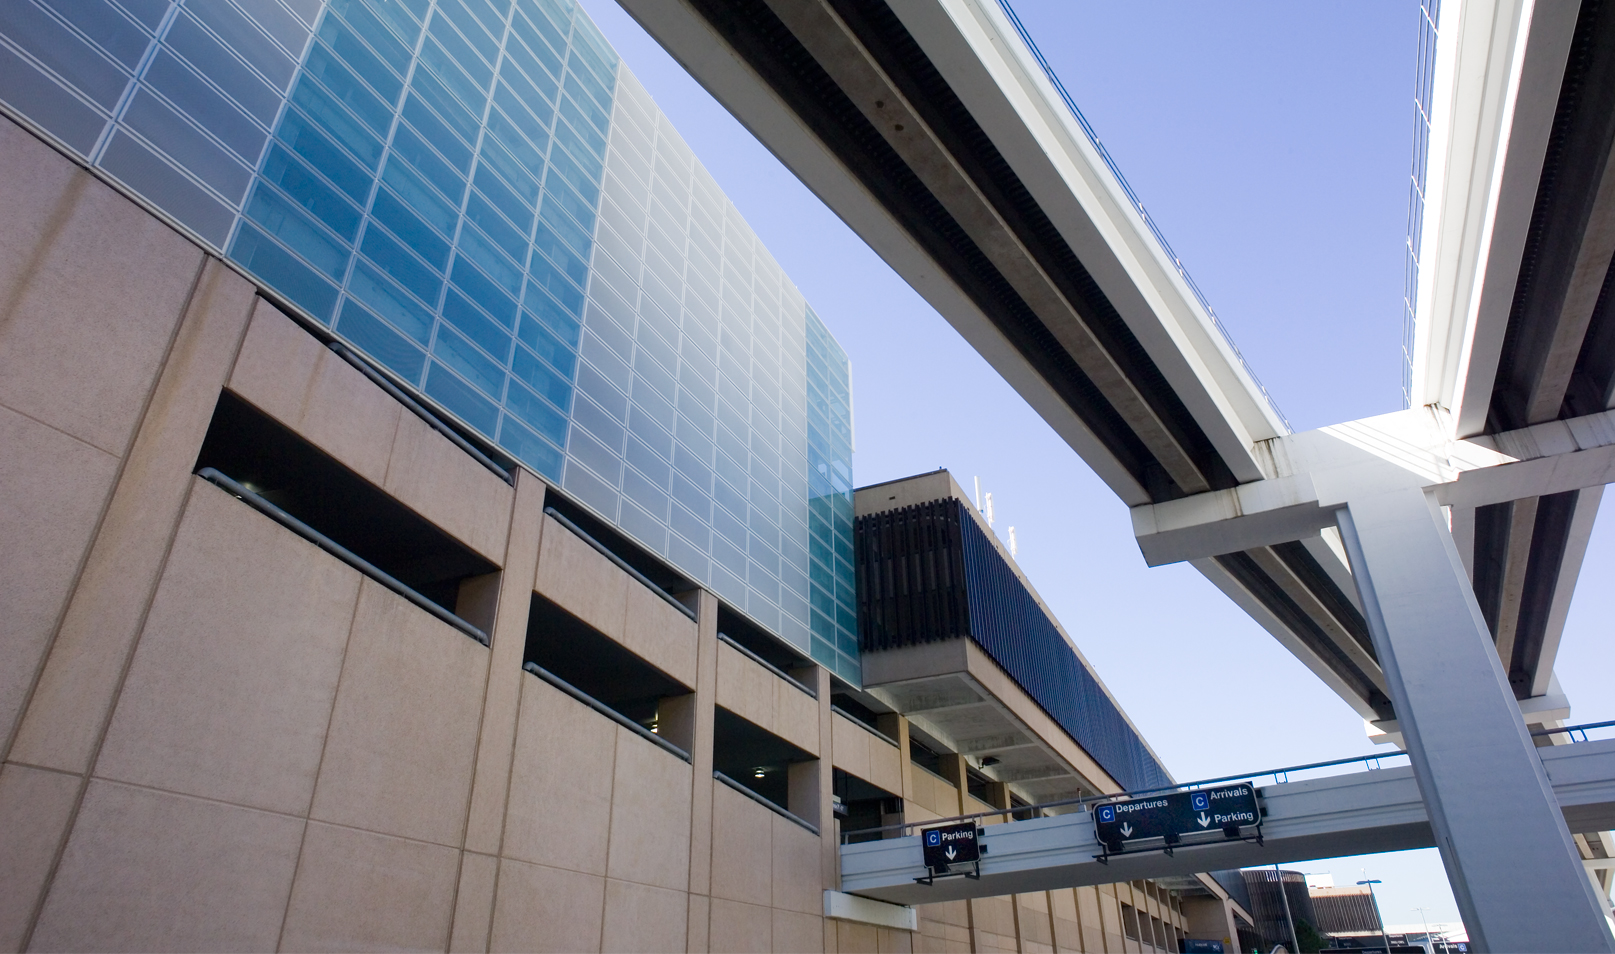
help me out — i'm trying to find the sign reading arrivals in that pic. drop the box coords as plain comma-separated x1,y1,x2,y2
921,822,981,870
1092,783,1259,852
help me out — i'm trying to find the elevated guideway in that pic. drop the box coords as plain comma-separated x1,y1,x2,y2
616,0,1615,751
840,737,1615,905
618,0,1615,943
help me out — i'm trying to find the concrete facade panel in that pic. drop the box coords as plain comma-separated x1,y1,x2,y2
716,642,775,737
279,820,460,953
0,764,78,950
709,783,773,907
771,814,822,916
709,897,773,954
833,918,878,953
605,728,693,891
450,851,499,953
775,682,820,755
773,907,825,953
504,675,616,873
384,411,513,564
490,858,606,954
621,583,698,690
0,404,118,747
6,259,257,774
0,118,203,458
601,878,689,954
309,579,487,847
830,713,871,781
227,301,402,487
93,481,360,815
462,472,547,857
31,779,302,952
535,514,629,639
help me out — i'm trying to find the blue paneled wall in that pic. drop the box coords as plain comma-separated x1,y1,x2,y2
0,0,860,682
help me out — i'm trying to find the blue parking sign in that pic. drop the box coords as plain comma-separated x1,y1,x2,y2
1192,792,1209,811
926,830,941,846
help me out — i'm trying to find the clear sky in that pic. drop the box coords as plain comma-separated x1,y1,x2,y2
579,0,1615,933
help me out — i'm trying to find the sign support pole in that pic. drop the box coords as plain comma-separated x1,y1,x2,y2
1273,865,1299,954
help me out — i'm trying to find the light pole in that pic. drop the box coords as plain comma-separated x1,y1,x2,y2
1274,865,1300,954
1412,907,1434,953
1357,879,1389,954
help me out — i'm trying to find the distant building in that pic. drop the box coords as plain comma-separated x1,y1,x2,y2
1309,884,1382,935
1240,869,1321,950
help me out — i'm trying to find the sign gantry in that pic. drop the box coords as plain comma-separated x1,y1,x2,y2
1093,784,1262,859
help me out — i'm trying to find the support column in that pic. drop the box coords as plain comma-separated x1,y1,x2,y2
1336,488,1614,952
682,589,720,954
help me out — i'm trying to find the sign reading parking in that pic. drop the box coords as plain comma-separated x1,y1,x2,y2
1093,783,1259,851
921,822,981,869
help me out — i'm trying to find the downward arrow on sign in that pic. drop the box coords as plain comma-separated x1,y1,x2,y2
1197,813,1211,828
1120,823,1133,838
945,846,957,861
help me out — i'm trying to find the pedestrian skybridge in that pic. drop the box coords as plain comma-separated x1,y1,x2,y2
840,734,1615,906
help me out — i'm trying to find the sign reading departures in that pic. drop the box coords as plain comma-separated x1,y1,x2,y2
1092,783,1260,853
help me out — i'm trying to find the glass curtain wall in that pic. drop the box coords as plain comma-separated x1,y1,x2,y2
0,0,859,681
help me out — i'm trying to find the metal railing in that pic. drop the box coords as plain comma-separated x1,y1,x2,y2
1530,719,1615,743
197,467,490,646
992,0,1291,433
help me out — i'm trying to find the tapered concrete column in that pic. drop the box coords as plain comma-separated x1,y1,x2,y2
683,589,720,954
451,470,546,953
1336,489,1614,952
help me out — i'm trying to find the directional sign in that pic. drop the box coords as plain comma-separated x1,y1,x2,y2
1093,783,1259,851
921,822,981,869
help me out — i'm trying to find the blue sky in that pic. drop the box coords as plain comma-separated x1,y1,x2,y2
579,0,1615,931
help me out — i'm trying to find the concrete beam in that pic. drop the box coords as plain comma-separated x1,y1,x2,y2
1133,407,1615,566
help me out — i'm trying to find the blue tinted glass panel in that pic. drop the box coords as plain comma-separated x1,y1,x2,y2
389,122,465,203
433,324,505,398
336,297,427,382
361,224,442,304
232,222,339,321
260,144,361,241
142,52,266,162
245,181,351,279
329,0,414,72
276,113,370,204
424,361,498,432
164,14,282,123
315,19,401,105
371,187,450,270
443,288,514,360
0,1,131,107
499,414,563,479
188,2,294,89
380,154,458,235
289,74,382,169
349,261,433,345
451,256,517,326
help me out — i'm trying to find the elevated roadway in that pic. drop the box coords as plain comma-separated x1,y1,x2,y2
616,0,1615,945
